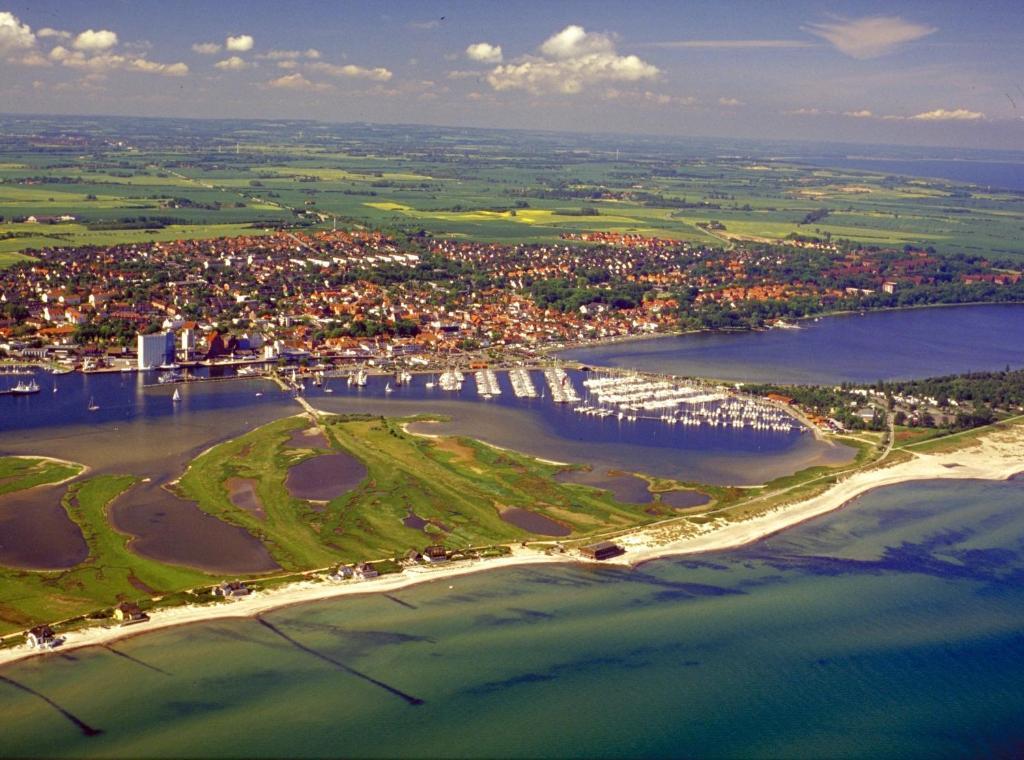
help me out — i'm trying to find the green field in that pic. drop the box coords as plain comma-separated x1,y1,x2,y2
175,414,673,570
3,120,1024,259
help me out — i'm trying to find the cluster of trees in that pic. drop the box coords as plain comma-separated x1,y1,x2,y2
676,274,1024,332
73,319,141,346
312,317,420,342
528,277,647,312
799,207,830,225
874,369,1024,413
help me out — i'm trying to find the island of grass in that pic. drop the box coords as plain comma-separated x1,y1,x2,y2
0,456,84,495
171,413,683,571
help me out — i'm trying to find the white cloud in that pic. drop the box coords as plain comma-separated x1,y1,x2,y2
277,60,298,70
786,107,822,116
466,42,502,63
0,11,36,54
192,42,222,54
718,97,742,106
37,27,71,40
487,25,659,95
539,25,614,59
307,61,393,81
128,58,188,76
73,29,118,52
14,50,50,67
844,109,874,118
50,45,188,76
260,48,321,60
803,15,936,59
263,72,331,91
215,56,250,71
225,34,254,52
910,108,985,121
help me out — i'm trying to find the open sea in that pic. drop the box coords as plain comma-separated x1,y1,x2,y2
800,157,1024,192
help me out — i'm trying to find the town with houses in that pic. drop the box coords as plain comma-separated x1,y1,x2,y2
0,226,1021,380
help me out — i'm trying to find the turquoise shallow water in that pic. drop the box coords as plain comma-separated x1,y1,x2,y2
3,477,1024,758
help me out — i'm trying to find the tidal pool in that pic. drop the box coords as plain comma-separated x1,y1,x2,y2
109,481,278,574
285,452,368,502
499,507,571,537
0,485,87,570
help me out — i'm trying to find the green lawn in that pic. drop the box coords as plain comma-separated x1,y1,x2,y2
176,414,671,568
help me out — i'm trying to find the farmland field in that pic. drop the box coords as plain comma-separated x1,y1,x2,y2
2,116,1024,260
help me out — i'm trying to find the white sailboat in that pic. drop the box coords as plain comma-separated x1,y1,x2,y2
172,388,181,403
87,396,99,411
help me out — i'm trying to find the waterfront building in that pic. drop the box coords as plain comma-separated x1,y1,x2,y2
137,331,175,369
214,580,251,597
355,562,379,579
580,541,625,561
113,602,150,625
423,545,449,563
25,624,57,649
180,326,197,358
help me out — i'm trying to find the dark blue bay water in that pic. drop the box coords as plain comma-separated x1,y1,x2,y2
0,365,840,487
561,304,1024,384
3,477,1024,758
802,157,1024,192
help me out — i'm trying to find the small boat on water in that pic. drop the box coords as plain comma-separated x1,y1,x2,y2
384,382,393,394
11,379,40,395
172,388,181,403
52,367,74,376
87,397,99,412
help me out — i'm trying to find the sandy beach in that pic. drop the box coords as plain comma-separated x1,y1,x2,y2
610,423,1024,564
1,423,1021,669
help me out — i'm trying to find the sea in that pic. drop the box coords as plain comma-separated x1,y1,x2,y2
3,304,1024,757
561,304,1024,384
799,157,1024,193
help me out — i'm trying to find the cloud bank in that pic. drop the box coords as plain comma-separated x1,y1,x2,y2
487,25,659,94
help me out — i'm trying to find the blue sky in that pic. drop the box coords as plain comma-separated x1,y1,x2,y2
2,1,1023,149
